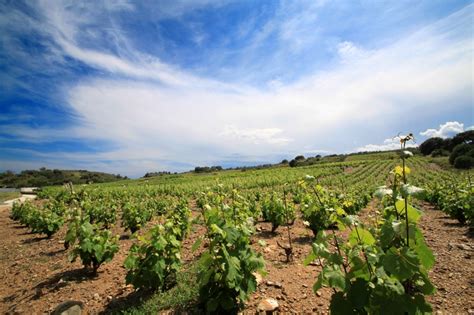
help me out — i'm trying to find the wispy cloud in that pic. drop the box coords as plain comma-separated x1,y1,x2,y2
0,1,472,176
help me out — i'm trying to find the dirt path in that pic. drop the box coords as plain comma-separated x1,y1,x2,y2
419,203,474,314
0,201,472,314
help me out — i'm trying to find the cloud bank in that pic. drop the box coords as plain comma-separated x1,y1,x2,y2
0,2,472,176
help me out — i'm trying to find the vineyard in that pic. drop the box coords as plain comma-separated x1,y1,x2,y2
0,151,472,314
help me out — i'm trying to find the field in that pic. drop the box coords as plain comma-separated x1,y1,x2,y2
0,153,472,314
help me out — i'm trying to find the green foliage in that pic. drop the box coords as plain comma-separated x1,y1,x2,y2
261,193,295,232
166,200,191,241
449,143,474,167
124,224,182,291
454,155,474,169
419,137,445,156
10,201,64,237
197,200,265,313
306,136,435,314
121,202,152,234
0,168,126,188
86,203,117,228
69,222,119,273
298,180,340,236
425,178,473,226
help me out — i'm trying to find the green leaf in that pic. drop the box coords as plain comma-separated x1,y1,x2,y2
413,228,435,270
347,278,370,309
313,272,324,292
330,292,355,315
192,236,203,252
349,228,375,246
382,247,419,281
303,252,317,266
326,267,346,290
395,200,421,223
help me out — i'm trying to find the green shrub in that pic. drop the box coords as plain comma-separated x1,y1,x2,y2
454,155,474,169
124,224,182,291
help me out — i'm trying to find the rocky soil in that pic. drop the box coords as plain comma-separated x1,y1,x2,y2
0,200,472,314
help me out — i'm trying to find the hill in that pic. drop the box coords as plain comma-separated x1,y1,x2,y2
0,168,127,188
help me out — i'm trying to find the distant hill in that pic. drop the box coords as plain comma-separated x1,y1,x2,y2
0,168,127,188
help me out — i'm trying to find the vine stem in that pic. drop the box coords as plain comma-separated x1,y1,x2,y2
331,230,348,275
401,140,410,247
283,190,293,260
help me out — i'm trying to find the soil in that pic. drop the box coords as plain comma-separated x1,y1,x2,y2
0,200,472,314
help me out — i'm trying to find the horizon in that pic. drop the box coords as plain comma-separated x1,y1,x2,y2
1,1,473,178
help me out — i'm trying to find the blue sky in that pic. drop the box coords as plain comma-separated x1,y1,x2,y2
0,0,473,177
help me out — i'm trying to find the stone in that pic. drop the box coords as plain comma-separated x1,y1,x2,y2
93,293,100,301
253,272,263,286
274,282,282,288
258,298,279,312
52,301,84,315
316,291,322,297
457,244,471,251
302,284,308,288
266,280,275,286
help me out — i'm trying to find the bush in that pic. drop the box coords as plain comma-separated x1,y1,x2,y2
419,137,445,156
124,224,182,291
449,143,474,165
430,148,449,157
454,155,474,169
69,222,119,273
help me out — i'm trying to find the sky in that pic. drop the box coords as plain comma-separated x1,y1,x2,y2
0,0,473,177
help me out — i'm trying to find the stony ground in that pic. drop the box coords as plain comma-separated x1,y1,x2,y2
0,199,472,314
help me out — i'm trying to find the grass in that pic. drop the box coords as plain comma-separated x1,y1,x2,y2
0,191,21,203
118,263,200,314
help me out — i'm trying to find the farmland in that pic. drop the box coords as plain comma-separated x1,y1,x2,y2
0,152,472,314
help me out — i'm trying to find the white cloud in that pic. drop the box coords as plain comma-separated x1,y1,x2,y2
1,3,473,176
420,121,467,138
337,41,369,62
220,126,292,145
356,137,417,152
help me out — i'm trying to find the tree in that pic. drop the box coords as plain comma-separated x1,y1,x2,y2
454,156,474,169
419,137,445,156
449,143,474,166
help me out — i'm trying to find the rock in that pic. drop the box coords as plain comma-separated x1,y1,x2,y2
302,294,307,299
258,298,279,312
302,284,308,288
93,293,100,301
253,272,263,285
316,291,322,297
274,282,282,288
107,295,113,302
52,301,84,315
457,244,471,251
266,280,275,286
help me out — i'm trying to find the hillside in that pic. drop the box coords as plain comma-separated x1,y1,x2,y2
0,168,127,188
